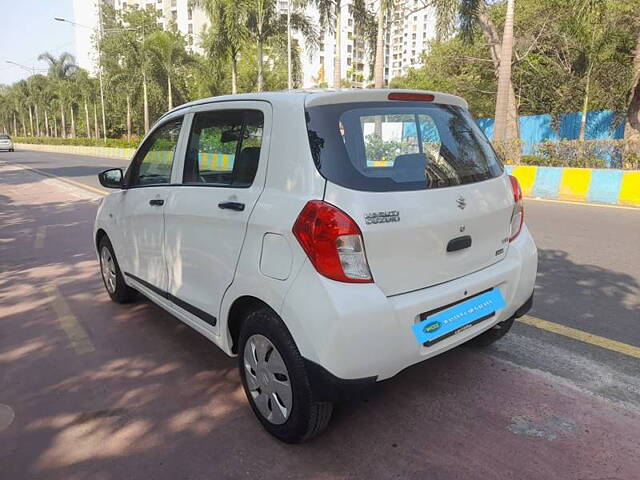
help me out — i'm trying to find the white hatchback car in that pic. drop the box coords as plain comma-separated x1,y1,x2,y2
95,89,537,443
0,134,14,151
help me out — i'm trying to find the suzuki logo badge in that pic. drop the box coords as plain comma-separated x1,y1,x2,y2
457,196,466,210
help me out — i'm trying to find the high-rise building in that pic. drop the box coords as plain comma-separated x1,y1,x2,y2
73,0,208,71
73,0,435,87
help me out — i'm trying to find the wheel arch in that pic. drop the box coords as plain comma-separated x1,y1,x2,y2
226,295,278,355
95,228,108,251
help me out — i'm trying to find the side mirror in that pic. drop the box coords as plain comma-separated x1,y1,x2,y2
98,168,124,189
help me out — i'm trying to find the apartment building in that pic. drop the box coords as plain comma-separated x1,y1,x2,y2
74,0,435,87
73,0,207,71
280,0,435,88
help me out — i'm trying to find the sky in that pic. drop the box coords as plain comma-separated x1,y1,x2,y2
0,0,78,85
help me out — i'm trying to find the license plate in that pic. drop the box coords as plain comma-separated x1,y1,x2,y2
412,289,506,346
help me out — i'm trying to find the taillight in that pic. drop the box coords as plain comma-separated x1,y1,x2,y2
508,175,524,242
292,200,373,283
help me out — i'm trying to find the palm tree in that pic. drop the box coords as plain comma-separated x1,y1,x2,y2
147,30,191,109
625,33,640,142
492,0,515,144
247,0,318,91
313,0,370,88
431,0,520,155
373,0,394,88
38,52,77,138
196,0,250,94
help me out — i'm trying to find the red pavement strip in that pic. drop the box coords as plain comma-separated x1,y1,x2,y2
1,163,640,480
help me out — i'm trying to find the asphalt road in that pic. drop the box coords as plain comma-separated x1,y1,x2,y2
1,150,639,479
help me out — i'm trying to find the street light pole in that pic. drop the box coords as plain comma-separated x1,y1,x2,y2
55,14,107,141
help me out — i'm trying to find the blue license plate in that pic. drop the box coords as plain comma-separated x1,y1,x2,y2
412,289,506,346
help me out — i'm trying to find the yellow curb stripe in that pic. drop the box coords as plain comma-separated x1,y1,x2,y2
44,285,95,355
618,171,640,206
558,168,592,202
517,315,640,360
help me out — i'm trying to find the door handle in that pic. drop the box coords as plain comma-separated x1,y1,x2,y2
218,201,245,211
149,199,165,206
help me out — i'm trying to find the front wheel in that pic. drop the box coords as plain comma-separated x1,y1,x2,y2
98,236,136,304
238,308,333,443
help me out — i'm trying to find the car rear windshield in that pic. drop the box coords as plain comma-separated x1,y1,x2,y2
305,101,503,192
0,135,9,140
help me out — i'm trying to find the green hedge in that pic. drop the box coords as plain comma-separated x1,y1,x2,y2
13,136,140,149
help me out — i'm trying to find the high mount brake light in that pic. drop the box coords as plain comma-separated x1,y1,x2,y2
292,201,373,283
388,92,435,102
508,175,524,242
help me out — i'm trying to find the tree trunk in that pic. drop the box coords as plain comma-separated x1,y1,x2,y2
35,105,40,137
54,115,58,138
333,2,342,88
231,55,238,94
28,105,34,136
624,33,640,142
167,74,173,110
45,109,49,137
374,5,385,88
13,113,17,137
60,101,67,138
70,105,76,138
579,63,593,141
478,7,519,145
94,103,99,139
84,100,91,138
28,105,33,137
492,0,515,145
99,72,107,141
143,71,150,132
257,38,264,92
21,113,26,136
126,94,132,141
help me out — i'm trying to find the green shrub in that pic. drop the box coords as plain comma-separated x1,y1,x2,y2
13,136,140,149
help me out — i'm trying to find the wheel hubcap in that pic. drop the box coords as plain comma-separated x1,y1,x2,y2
100,246,117,294
243,334,292,425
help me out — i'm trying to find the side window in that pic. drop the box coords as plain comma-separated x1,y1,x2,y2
128,117,183,187
183,109,264,187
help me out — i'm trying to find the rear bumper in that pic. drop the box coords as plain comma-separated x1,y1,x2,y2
282,224,538,382
302,290,534,403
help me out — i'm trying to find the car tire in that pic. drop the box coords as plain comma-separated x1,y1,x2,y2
98,236,136,304
466,317,514,347
9,149,14,152
238,308,333,443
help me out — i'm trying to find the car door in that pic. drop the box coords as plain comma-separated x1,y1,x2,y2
118,116,185,294
163,103,271,332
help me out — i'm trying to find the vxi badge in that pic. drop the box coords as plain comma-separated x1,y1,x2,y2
364,210,400,225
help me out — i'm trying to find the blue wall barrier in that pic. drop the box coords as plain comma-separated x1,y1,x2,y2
477,110,625,154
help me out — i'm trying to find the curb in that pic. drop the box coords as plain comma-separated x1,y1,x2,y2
505,165,640,207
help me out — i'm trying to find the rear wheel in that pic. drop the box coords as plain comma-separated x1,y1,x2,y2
238,308,333,443
98,236,136,303
466,317,514,347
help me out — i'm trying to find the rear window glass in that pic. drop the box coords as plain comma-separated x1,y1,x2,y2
305,101,503,192
0,135,9,140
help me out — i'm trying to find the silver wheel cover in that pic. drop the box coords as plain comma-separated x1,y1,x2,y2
100,246,117,294
243,334,293,425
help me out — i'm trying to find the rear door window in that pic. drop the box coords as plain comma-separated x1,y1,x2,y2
306,102,503,192
183,110,263,187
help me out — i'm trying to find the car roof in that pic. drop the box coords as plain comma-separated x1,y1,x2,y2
157,89,468,122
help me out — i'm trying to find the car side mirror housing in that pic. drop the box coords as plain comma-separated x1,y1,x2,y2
98,168,124,189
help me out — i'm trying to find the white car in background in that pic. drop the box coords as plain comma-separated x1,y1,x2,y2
94,89,537,443
0,134,14,151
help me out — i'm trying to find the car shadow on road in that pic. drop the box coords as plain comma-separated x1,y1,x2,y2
531,248,640,344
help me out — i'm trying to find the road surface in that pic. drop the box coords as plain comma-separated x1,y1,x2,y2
1,150,639,479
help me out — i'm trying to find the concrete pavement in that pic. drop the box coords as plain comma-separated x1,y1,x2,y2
0,151,639,479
